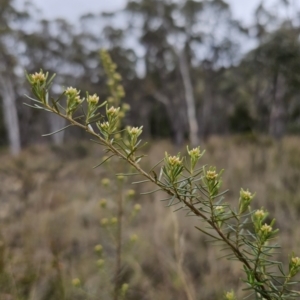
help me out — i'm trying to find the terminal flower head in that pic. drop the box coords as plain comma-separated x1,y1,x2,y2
260,223,272,234
87,93,99,104
215,206,225,214
289,254,300,277
255,209,266,219
65,87,79,97
240,188,254,202
291,256,300,267
239,188,255,214
167,155,183,167
206,170,217,181
31,71,46,85
225,290,236,300
187,146,203,159
107,106,120,117
127,126,143,136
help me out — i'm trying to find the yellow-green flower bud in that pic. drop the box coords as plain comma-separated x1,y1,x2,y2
107,106,120,117
107,97,114,103
74,95,82,104
110,217,118,225
239,188,255,214
187,146,205,172
65,87,79,97
122,103,130,112
260,223,272,234
96,259,105,268
215,206,224,214
225,290,236,300
290,255,300,277
167,155,183,167
255,209,265,219
87,93,99,104
31,71,46,85
114,73,122,81
107,79,114,87
118,111,125,119
291,256,300,267
111,63,117,71
72,278,81,287
94,244,103,254
126,189,135,198
117,85,125,98
99,199,107,208
117,175,125,181
101,218,109,226
121,283,129,296
188,146,202,159
101,178,110,187
134,204,141,212
127,126,142,136
99,122,110,130
130,234,138,242
240,189,253,201
206,170,217,181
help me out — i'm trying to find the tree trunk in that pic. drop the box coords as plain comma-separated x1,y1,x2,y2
199,69,213,141
178,49,199,147
48,114,66,145
0,75,21,155
153,91,185,146
269,73,286,139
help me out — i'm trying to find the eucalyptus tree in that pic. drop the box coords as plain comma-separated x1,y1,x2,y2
0,0,29,155
126,0,243,144
237,1,300,138
126,0,188,145
253,24,300,138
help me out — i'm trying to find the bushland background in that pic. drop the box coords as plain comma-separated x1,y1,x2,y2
1,0,300,299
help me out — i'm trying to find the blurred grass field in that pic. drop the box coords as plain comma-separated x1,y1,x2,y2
0,135,300,300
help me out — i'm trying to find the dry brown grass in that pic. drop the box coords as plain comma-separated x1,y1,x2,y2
0,136,300,300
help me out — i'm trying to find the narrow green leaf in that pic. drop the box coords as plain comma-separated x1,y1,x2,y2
42,124,73,136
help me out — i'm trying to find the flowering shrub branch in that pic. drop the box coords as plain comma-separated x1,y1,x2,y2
25,51,300,300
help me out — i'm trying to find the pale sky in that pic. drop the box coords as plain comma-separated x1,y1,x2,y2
28,0,297,25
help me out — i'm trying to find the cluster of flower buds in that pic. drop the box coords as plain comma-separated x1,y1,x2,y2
289,254,300,277
163,152,184,184
85,92,106,124
96,105,121,140
26,70,56,104
65,87,83,117
100,50,125,104
214,205,226,227
187,146,205,173
92,233,105,271
28,71,46,86
239,188,255,214
203,166,224,197
127,126,143,150
252,207,278,244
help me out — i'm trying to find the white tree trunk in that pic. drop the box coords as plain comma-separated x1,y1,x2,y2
48,113,66,145
0,75,21,155
178,49,199,147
